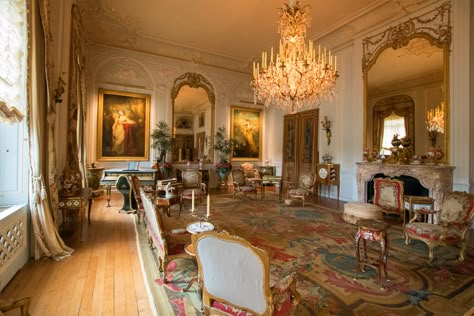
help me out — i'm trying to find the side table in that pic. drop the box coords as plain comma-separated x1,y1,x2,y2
403,195,435,225
154,195,182,217
58,188,92,242
354,219,390,289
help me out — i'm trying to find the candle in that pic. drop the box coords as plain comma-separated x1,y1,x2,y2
207,194,210,217
191,190,195,212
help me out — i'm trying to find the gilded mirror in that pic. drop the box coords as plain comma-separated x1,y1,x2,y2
171,73,215,163
363,2,451,163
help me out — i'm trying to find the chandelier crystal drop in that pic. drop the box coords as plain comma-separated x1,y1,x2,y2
251,0,339,113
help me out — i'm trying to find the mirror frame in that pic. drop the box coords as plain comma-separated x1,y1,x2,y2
171,72,215,163
362,2,451,163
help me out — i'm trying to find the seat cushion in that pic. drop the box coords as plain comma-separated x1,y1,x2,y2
182,189,203,199
405,223,462,242
342,202,383,224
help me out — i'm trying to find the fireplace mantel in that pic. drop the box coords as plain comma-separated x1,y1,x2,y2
356,162,455,210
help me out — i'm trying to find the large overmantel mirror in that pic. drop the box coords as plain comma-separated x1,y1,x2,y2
171,72,215,164
363,2,451,163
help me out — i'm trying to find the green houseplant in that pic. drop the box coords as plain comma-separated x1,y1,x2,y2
151,121,173,163
213,126,237,175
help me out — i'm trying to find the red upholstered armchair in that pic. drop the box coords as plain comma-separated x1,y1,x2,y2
404,191,474,262
192,230,300,315
373,177,404,218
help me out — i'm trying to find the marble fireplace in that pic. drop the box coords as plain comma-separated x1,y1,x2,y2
356,162,455,211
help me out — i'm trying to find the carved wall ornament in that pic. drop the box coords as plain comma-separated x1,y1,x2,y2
362,2,451,72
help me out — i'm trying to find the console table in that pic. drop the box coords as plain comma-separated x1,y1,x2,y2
100,168,158,207
58,188,92,242
356,162,455,210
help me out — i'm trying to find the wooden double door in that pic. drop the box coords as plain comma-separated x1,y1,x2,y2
282,109,319,182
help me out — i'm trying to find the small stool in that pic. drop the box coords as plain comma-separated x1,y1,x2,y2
343,202,383,224
354,219,390,289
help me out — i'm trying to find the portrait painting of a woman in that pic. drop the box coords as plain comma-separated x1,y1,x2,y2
97,89,150,161
231,106,262,160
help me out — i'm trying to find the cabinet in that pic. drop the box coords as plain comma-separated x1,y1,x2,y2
316,163,340,199
282,109,319,183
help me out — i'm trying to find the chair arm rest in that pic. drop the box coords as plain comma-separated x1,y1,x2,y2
414,208,438,215
271,272,300,313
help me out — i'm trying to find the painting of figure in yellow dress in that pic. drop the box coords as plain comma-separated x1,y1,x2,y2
231,106,262,160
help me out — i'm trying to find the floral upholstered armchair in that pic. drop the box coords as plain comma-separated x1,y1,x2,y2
192,230,300,315
404,191,474,262
286,173,315,206
180,170,207,206
373,177,404,219
232,169,258,200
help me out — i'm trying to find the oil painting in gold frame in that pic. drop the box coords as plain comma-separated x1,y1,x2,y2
230,106,262,161
97,89,150,161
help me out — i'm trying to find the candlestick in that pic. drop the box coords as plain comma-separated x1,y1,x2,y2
191,190,195,212
207,194,210,217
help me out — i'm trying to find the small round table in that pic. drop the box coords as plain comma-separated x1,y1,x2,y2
186,221,214,234
354,219,390,289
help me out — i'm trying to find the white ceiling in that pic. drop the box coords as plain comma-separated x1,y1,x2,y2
77,0,442,108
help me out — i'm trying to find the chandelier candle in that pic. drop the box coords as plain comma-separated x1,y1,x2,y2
251,0,338,113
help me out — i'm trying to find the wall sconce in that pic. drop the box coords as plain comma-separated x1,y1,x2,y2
321,116,332,146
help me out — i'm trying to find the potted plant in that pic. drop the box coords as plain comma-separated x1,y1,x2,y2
151,121,173,164
213,126,237,180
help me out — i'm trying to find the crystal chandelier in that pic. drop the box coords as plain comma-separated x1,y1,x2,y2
251,0,338,113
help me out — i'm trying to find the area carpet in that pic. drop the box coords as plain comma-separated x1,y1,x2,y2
134,193,474,315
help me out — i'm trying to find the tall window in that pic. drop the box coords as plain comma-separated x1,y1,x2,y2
0,0,28,207
380,113,406,155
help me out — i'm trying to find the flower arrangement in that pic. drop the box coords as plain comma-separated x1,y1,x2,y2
163,162,172,172
426,102,445,147
215,161,232,173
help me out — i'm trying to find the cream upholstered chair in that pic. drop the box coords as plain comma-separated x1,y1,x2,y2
404,191,474,262
140,190,190,283
286,173,315,206
192,230,300,315
373,177,404,219
240,162,260,179
180,170,206,207
232,169,258,200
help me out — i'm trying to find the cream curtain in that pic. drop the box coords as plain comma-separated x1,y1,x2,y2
27,0,73,260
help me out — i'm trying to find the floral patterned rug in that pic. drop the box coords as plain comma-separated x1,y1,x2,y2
135,193,474,315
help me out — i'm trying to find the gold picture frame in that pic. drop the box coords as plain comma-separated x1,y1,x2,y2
230,106,262,161
97,89,150,161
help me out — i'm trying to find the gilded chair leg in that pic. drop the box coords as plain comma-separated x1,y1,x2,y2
428,245,435,263
404,232,410,245
459,243,467,261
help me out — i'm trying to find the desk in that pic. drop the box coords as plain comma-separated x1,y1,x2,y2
100,169,158,207
155,195,182,217
58,188,92,242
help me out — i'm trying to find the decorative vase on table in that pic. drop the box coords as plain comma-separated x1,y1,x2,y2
215,161,232,190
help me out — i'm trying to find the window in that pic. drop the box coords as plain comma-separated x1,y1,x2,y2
0,0,28,207
380,113,406,156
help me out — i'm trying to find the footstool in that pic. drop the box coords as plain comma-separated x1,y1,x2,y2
342,202,383,224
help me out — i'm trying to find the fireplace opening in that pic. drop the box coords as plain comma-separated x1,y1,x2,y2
366,173,429,202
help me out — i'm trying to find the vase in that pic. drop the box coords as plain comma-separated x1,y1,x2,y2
87,167,104,190
216,169,231,189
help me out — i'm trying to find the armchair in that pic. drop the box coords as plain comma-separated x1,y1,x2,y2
373,177,404,219
286,173,315,206
180,170,207,208
192,230,300,315
404,191,474,262
231,169,258,200
240,162,260,179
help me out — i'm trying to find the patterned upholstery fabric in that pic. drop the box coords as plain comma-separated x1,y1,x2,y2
180,170,206,205
287,174,315,206
404,191,474,262
373,178,404,216
232,169,257,200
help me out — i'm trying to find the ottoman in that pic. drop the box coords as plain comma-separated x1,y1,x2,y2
343,202,383,224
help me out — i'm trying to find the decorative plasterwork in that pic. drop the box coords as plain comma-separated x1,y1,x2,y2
171,73,215,105
362,2,451,72
356,162,455,210
96,58,153,90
